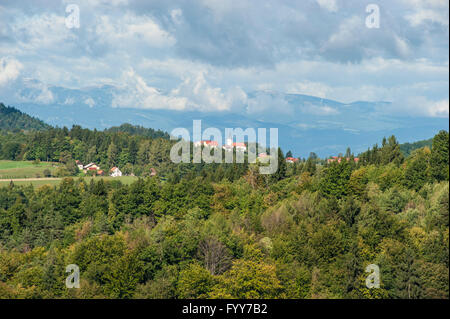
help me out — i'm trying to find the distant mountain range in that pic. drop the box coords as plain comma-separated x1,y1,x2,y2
3,84,448,157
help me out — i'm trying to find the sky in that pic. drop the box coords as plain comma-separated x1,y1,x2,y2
0,0,448,117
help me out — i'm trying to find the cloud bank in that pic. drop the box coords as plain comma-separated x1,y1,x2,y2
0,0,447,116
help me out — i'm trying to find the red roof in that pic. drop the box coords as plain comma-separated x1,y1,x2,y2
233,142,246,147
328,156,359,163
205,140,218,146
258,152,268,157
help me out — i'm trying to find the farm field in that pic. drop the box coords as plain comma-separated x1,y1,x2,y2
0,161,140,187
0,178,61,187
0,160,59,179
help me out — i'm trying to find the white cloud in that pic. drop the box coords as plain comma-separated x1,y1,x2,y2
112,69,188,110
286,81,332,98
394,35,411,58
321,15,363,57
63,0,128,6
170,9,183,24
0,2,446,122
17,79,55,104
112,68,246,111
0,57,22,86
403,0,449,26
96,13,175,48
139,58,209,78
175,72,246,111
10,13,75,51
423,98,449,117
316,0,338,12
383,96,449,118
406,9,449,26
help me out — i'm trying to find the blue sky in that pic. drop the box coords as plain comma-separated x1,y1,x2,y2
0,0,448,117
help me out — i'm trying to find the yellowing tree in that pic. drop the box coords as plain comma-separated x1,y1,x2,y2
210,246,282,299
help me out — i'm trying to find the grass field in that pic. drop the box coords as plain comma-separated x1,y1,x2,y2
0,175,139,187
0,160,140,187
0,160,59,179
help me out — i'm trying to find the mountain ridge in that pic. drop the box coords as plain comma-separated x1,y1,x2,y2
4,84,448,157
0,102,51,131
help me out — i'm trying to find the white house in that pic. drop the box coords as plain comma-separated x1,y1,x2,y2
233,142,247,152
257,152,268,159
110,167,122,177
222,136,247,152
76,160,84,171
84,162,100,170
194,140,219,148
222,144,233,152
285,157,299,163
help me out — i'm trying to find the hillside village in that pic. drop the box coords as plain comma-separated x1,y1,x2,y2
194,140,352,165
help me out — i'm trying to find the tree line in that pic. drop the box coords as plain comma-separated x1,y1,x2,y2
0,129,448,299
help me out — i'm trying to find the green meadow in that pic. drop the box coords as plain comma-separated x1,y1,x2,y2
0,161,139,187
0,160,59,179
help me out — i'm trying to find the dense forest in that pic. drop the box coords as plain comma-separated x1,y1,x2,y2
0,106,448,298
0,124,251,181
400,138,433,158
0,104,253,180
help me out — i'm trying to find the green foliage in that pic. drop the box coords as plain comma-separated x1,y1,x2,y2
0,129,448,299
210,246,282,299
430,130,449,182
177,263,215,298
404,148,431,191
320,161,352,198
359,135,404,166
400,138,433,157
0,103,51,131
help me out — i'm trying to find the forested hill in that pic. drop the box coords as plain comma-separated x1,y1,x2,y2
0,105,449,299
105,123,170,139
358,135,436,164
0,130,448,299
1,103,171,139
0,103,51,131
400,138,433,157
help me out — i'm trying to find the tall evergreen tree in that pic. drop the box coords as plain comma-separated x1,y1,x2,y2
430,130,449,181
